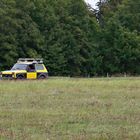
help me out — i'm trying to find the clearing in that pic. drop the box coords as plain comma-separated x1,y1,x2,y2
0,78,140,140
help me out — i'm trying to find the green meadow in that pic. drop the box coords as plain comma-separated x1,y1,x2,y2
0,78,140,140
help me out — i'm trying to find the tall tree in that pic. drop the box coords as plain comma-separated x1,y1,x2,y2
0,0,18,69
98,0,140,75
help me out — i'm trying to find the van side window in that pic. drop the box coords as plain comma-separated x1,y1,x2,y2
35,64,44,70
27,64,35,72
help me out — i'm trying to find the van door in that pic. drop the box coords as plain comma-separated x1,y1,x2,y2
27,64,37,79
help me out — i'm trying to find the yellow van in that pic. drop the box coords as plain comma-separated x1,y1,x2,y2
0,58,48,80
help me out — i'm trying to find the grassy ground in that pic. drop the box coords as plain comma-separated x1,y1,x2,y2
0,77,140,140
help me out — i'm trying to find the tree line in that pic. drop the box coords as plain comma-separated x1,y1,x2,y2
0,0,139,76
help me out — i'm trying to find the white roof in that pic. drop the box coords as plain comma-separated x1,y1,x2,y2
17,58,43,64
17,62,35,65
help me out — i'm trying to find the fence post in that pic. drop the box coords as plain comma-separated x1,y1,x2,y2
107,73,109,77
124,73,127,77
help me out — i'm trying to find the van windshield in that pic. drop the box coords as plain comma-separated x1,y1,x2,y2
11,64,27,70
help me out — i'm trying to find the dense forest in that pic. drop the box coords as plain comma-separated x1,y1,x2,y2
0,0,139,76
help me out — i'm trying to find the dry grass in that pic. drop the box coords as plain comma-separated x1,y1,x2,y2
0,77,140,140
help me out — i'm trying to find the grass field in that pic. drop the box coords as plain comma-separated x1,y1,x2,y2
0,78,140,140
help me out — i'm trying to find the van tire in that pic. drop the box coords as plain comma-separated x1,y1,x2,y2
16,74,25,80
38,74,48,80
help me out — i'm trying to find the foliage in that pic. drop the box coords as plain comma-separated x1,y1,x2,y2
97,0,140,75
0,0,139,75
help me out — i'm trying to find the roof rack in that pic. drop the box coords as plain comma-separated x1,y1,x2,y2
17,58,43,64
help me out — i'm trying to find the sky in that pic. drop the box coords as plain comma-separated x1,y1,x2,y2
85,0,99,8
